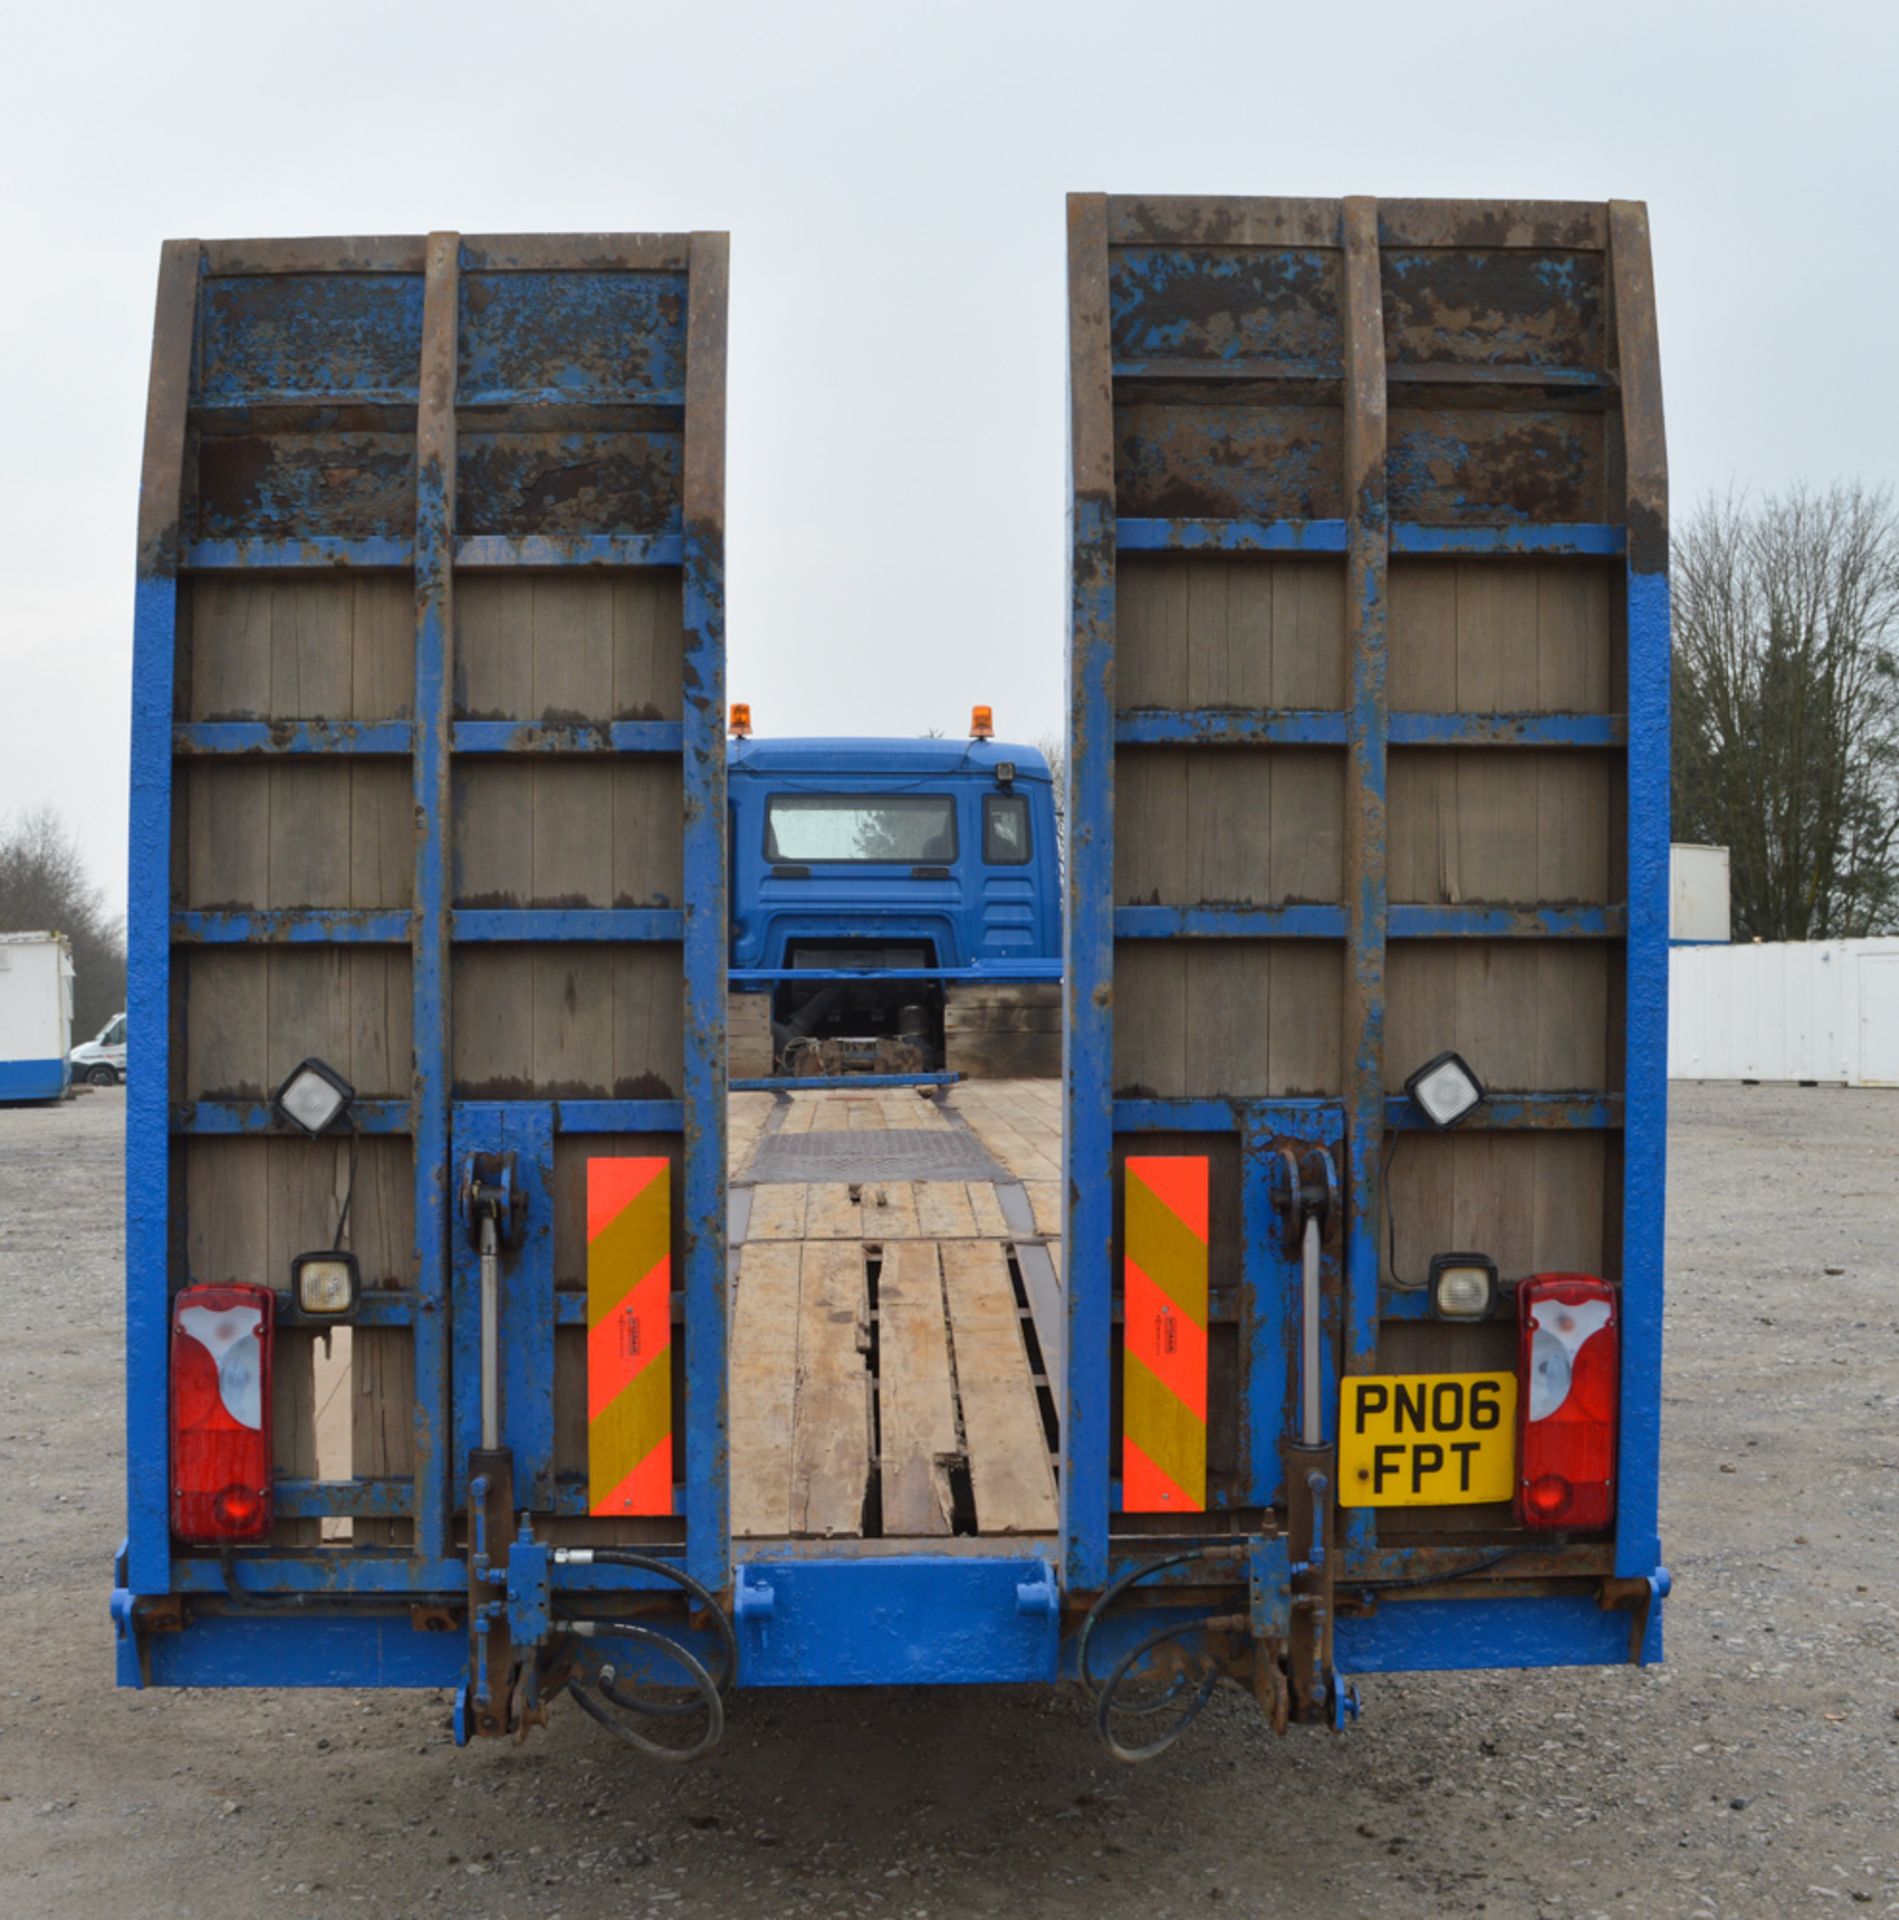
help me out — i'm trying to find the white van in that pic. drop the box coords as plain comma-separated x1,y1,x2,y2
70,1011,127,1086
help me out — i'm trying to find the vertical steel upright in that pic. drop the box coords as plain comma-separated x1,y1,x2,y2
1062,196,1118,1590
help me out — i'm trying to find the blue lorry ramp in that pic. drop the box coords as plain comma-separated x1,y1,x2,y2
1062,193,1669,1736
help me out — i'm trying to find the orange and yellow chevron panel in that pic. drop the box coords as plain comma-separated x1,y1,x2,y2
1122,1156,1209,1513
587,1157,673,1517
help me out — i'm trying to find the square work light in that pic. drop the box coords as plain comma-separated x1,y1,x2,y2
272,1057,355,1138
1428,1252,1499,1322
290,1250,360,1319
1403,1050,1486,1129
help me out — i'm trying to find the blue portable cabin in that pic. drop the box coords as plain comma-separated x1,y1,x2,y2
0,932,74,1102
726,731,1062,1078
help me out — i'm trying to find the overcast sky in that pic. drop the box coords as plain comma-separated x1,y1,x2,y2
3,0,1894,915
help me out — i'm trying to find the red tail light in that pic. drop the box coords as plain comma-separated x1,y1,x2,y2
171,1283,274,1543
1515,1273,1616,1531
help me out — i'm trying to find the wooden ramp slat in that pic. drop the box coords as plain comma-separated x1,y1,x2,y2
791,1242,872,1537
729,1242,802,1538
878,1242,958,1536
914,1181,979,1238
942,1242,1058,1535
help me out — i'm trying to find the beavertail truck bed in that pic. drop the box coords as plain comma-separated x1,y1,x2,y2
117,198,1668,1759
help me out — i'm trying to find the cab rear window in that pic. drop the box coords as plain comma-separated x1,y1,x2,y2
983,793,1031,864
765,793,958,864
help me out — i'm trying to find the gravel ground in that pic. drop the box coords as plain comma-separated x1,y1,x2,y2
1,1082,1894,1918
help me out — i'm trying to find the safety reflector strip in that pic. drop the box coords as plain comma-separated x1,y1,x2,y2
1122,1156,1208,1512
587,1157,672,1516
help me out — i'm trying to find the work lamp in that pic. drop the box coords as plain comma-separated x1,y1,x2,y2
1428,1251,1499,1322
290,1250,360,1319
1403,1050,1486,1129
272,1057,355,1137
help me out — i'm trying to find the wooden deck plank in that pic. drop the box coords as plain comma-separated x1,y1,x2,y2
730,1242,802,1538
915,1181,980,1239
791,1242,872,1537
942,1242,1058,1536
878,1242,958,1537
803,1182,922,1241
747,1183,809,1241
1025,1181,1064,1238
966,1182,1010,1238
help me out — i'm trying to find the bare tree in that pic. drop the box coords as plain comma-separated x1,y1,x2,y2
1672,484,1899,939
0,807,127,1038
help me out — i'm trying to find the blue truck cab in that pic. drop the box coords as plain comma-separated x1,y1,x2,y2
727,726,1061,1075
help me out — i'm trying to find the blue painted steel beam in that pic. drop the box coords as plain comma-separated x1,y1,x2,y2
183,534,686,571
679,231,731,1594
1065,195,1118,1591
546,1098,685,1133
1388,905,1625,938
1388,712,1627,748
1389,523,1626,557
1335,1592,1660,1672
171,910,412,943
1114,520,1626,559
120,1583,1656,1693
410,231,459,1567
728,963,1062,984
1111,355,1344,383
454,534,684,568
152,1551,695,1600
1112,1095,1340,1133
1610,200,1671,1585
1383,1094,1624,1131
455,386,685,410
168,1097,691,1137
1113,905,1347,939
450,720,683,754
1115,708,1348,747
1116,517,1349,553
1107,357,1612,393
731,1072,960,1092
732,1557,1061,1687
1337,197,1389,1570
185,537,412,569
172,721,415,755
124,240,202,1599
451,908,685,942
128,1613,466,1691
171,1099,412,1135
1112,710,1626,750
275,1478,416,1520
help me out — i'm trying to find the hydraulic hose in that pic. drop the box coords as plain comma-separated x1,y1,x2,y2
1075,1544,1240,1702
553,1547,739,1761
1094,1614,1231,1764
567,1623,725,1763
1076,1545,1243,1760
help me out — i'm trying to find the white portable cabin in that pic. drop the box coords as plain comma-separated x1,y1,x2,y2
1669,844,1731,944
0,932,75,1101
1668,939,1899,1087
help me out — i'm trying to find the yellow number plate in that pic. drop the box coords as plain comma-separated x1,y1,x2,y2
1339,1371,1517,1507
